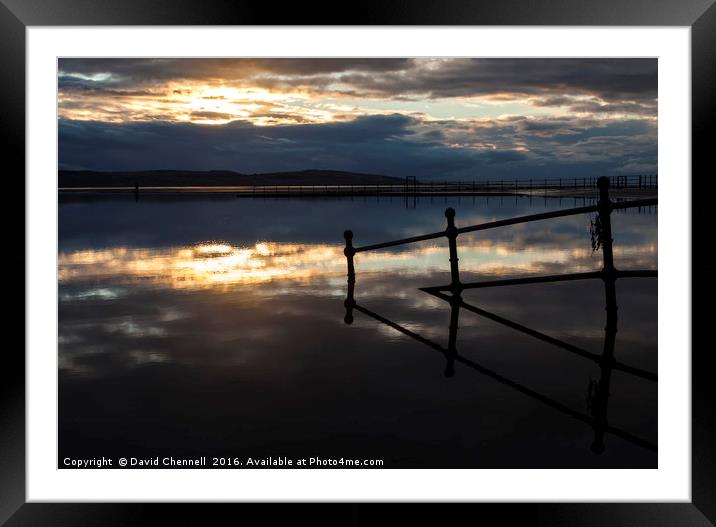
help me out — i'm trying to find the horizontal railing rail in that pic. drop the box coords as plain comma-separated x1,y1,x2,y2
352,197,657,254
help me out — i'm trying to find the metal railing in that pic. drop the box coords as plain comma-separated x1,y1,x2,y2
340,176,658,456
233,174,656,197
60,174,657,196
344,177,657,294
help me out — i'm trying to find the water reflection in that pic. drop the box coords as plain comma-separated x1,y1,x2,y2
59,242,343,289
59,195,657,468
59,238,656,291
344,276,656,456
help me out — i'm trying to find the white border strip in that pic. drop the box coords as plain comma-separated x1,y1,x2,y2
27,27,690,502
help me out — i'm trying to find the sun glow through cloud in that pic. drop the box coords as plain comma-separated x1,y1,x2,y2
58,58,658,177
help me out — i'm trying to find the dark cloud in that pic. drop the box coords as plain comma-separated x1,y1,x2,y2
59,113,656,179
58,58,415,87
480,150,529,164
57,58,657,107
530,94,657,116
411,58,657,102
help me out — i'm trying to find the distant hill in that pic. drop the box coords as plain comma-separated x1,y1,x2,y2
58,169,405,188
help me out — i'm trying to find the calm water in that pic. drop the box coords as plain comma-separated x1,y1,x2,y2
58,193,657,468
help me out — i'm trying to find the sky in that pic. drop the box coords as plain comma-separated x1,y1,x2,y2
58,58,657,180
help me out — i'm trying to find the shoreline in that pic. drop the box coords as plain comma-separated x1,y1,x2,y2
58,186,658,199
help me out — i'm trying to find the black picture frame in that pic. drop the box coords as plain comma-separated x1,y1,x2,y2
5,1,713,524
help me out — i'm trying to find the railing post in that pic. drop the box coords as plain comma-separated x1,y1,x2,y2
344,229,356,283
597,176,618,347
591,220,620,454
597,176,615,276
343,230,356,324
445,208,461,294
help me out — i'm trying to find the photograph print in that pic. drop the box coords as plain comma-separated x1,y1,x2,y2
58,57,658,469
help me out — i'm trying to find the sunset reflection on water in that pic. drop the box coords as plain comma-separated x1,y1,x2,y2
58,195,658,468
58,238,656,291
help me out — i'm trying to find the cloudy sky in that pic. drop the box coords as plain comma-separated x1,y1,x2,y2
58,58,657,180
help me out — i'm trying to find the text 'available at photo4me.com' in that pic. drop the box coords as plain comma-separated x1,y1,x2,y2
62,456,386,469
